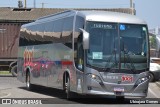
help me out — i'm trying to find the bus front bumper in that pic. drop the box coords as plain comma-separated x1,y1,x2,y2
83,78,149,98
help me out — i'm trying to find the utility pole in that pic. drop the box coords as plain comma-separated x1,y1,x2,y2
41,2,47,8
42,2,44,8
130,0,133,8
130,0,134,15
24,0,26,8
34,0,36,8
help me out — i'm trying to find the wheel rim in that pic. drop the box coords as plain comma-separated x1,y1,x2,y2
149,73,154,82
26,75,30,88
65,78,70,98
65,78,69,93
65,82,68,93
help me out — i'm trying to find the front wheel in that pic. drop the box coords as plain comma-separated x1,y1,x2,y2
65,77,74,99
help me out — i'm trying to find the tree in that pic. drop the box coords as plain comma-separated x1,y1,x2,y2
149,35,157,49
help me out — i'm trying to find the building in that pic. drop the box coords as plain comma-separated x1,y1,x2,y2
149,27,160,35
149,27,160,57
0,7,135,71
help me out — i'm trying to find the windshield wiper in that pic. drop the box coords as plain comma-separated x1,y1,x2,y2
105,49,118,72
104,33,118,72
120,39,136,73
122,49,136,73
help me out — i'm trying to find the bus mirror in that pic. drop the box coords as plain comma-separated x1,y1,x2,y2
79,28,90,49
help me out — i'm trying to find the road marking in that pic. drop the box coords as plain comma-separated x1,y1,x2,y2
0,92,11,98
148,87,159,98
0,88,12,91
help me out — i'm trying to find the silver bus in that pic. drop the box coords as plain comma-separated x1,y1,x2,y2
17,10,150,99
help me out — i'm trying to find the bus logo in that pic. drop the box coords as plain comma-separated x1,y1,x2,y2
121,75,133,82
120,24,125,30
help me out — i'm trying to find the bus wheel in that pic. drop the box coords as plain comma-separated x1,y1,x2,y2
65,77,73,99
26,72,34,91
149,72,154,82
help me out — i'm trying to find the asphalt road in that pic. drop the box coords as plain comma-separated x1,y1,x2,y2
0,76,160,106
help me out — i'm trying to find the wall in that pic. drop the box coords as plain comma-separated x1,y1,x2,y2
0,23,21,59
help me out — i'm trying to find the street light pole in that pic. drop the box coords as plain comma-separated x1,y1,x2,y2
24,0,26,8
42,3,44,8
34,0,36,8
130,0,133,8
41,3,47,8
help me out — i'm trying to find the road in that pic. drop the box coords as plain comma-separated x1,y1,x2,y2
0,76,160,106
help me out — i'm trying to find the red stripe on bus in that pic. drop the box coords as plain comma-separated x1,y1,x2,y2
61,61,73,65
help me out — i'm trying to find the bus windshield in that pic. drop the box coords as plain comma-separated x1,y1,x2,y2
86,21,148,71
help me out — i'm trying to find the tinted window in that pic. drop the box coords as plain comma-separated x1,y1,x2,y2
44,22,54,32
19,37,52,46
63,16,73,32
62,16,74,49
19,18,71,46
54,19,63,33
74,16,85,70
74,15,85,44
75,16,85,36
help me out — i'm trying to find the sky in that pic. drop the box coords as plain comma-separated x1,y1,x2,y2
0,0,159,29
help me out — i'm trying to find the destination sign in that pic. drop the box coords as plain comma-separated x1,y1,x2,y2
92,23,116,29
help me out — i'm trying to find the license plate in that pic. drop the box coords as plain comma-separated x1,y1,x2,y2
114,87,124,92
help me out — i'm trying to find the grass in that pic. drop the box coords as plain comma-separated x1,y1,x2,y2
0,71,11,75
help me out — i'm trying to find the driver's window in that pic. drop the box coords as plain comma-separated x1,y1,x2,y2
76,35,84,70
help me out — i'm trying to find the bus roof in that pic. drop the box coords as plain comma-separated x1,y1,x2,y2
22,10,147,28
77,10,147,25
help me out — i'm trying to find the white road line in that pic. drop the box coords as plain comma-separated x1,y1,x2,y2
148,87,159,98
0,88,12,90
0,93,11,98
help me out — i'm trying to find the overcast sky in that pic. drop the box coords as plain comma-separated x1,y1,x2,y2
0,0,159,29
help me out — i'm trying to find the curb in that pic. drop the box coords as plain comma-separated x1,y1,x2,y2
0,74,13,77
155,81,160,88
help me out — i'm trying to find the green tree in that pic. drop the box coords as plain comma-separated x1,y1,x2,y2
149,35,157,49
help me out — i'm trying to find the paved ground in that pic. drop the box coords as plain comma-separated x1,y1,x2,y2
156,81,160,88
0,76,160,106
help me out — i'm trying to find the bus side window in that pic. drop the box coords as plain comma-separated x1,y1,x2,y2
74,43,78,65
74,35,84,71
77,34,84,70
74,16,85,71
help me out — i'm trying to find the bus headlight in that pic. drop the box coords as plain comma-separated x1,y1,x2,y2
88,74,102,83
136,77,149,85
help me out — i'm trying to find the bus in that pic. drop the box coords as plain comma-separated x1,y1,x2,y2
17,10,150,99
